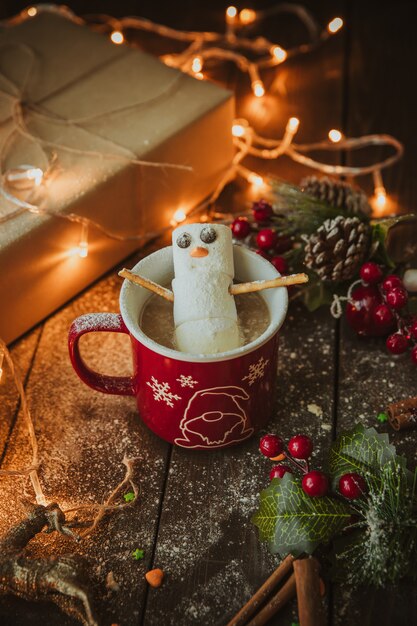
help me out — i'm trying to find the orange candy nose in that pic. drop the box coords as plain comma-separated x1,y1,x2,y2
189,246,208,258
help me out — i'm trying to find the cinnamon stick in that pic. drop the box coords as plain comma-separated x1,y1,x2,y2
230,273,308,296
245,573,296,626
118,268,174,302
387,396,417,431
293,557,325,626
226,555,294,626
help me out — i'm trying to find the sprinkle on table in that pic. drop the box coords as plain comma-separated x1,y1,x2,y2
377,412,389,423
123,491,135,502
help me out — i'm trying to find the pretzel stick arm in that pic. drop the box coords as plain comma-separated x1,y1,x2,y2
230,273,308,296
118,268,174,302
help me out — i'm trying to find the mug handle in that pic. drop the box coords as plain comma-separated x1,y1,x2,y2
68,313,135,396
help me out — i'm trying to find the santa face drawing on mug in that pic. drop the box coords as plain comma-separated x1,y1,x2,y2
174,385,254,449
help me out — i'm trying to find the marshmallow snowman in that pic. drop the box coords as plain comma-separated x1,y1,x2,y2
120,222,306,355
171,223,240,354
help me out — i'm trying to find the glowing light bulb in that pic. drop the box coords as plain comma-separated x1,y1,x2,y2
78,222,89,258
110,30,124,44
191,57,203,73
375,189,387,209
194,72,204,80
328,17,343,34
173,208,186,223
371,170,388,214
232,123,246,137
248,172,264,187
226,6,238,20
252,80,265,98
26,167,44,186
328,129,343,143
287,117,300,132
27,6,37,17
271,46,287,63
239,8,256,25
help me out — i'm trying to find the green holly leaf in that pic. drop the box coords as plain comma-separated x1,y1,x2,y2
251,474,351,557
124,491,135,502
328,425,399,489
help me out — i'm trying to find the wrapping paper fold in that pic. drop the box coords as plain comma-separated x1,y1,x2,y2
0,11,234,343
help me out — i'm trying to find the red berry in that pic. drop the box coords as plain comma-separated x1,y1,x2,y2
360,262,383,284
269,465,292,480
409,319,417,340
275,236,292,254
256,229,278,250
386,333,409,355
270,256,288,274
370,303,395,334
386,287,408,310
288,434,313,460
302,470,329,497
382,274,403,292
411,345,417,365
338,472,367,499
231,218,251,239
259,434,284,458
345,285,383,336
252,200,273,223
256,249,269,259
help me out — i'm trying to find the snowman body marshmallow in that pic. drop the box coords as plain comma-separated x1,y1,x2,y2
172,223,240,354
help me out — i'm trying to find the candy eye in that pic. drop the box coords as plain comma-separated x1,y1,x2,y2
176,232,192,249
200,226,217,244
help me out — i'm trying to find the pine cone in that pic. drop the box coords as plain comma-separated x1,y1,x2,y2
304,215,370,282
300,176,371,217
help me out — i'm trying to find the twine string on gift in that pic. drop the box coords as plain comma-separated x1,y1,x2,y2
0,40,197,243
0,337,140,534
0,42,192,172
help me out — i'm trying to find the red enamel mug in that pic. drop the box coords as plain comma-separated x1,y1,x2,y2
68,245,288,449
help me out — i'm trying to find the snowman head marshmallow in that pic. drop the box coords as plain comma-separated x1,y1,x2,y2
172,223,234,279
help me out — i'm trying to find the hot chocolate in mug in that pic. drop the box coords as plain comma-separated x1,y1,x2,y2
68,246,288,449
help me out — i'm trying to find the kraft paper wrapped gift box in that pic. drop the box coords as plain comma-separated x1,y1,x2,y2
0,10,234,344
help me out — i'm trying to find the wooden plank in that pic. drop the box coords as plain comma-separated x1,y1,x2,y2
0,245,171,626
143,1,345,623
332,319,417,626
143,305,336,626
332,0,417,623
343,0,416,208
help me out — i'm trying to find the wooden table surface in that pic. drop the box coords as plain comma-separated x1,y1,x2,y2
1,1,416,624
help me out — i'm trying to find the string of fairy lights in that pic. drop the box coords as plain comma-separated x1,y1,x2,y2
0,4,404,291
